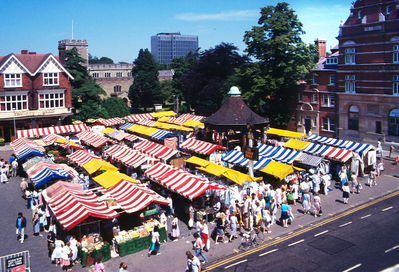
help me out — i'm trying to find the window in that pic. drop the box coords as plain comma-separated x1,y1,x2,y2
312,74,318,85
39,92,64,109
4,74,22,88
0,94,28,111
128,72,132,77
389,109,399,136
348,105,359,130
386,6,391,15
393,75,399,95
116,72,123,77
312,93,318,103
394,45,399,63
104,72,111,78
357,10,362,19
345,75,356,93
322,117,335,131
114,85,122,93
298,92,303,102
43,73,59,86
322,94,335,107
326,57,338,64
329,75,335,85
345,48,356,64
92,73,99,78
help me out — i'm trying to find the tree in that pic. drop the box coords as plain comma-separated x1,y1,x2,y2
64,47,88,88
128,49,161,111
242,2,317,127
102,97,130,118
170,52,198,103
89,54,114,64
181,43,248,114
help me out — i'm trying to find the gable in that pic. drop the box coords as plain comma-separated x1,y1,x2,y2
39,57,63,73
0,56,30,74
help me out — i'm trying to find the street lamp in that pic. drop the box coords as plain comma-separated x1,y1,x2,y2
12,108,16,140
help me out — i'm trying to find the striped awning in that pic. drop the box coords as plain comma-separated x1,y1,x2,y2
303,143,353,162
31,168,71,188
15,147,45,161
96,117,125,126
124,113,155,123
47,188,118,230
67,150,102,166
102,180,170,213
133,140,177,160
305,135,374,156
75,131,111,148
11,138,46,153
136,120,157,126
151,130,177,140
294,153,324,168
144,162,225,199
17,124,89,138
120,123,134,130
222,150,249,166
170,113,205,125
180,138,226,155
105,144,151,168
27,162,78,178
257,144,302,164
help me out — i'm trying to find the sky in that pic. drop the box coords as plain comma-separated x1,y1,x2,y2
0,0,352,63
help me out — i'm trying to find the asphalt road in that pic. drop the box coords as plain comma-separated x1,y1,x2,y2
209,193,399,272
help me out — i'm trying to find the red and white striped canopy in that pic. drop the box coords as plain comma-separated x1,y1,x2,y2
134,140,177,160
124,134,140,142
125,113,155,123
47,189,118,230
136,120,157,126
144,162,225,199
105,144,156,168
42,134,63,145
103,180,169,213
172,113,205,125
180,138,226,155
17,124,88,138
11,138,46,153
322,146,353,163
27,162,78,178
96,117,125,126
67,150,102,166
76,131,110,148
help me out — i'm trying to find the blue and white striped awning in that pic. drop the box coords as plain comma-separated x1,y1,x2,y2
253,157,272,170
120,123,134,130
305,135,374,156
151,130,177,140
16,147,45,161
31,168,71,188
303,143,331,155
257,144,280,157
344,142,373,156
222,150,249,166
257,144,302,164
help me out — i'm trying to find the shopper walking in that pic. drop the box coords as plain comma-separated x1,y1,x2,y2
194,232,208,263
351,172,359,194
1,165,8,184
313,193,322,217
368,168,377,187
342,182,350,204
229,212,238,242
15,212,26,243
148,225,161,256
185,251,201,272
280,202,290,228
94,256,105,272
171,214,180,241
302,192,312,214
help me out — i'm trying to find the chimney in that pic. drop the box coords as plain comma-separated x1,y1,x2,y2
28,52,36,55
21,50,28,54
314,38,327,59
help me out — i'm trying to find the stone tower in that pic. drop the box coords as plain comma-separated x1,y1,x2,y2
58,39,88,66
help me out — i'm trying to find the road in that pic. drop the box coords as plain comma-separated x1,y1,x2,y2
207,193,399,272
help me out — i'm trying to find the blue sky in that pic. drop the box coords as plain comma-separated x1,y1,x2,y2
1,0,352,63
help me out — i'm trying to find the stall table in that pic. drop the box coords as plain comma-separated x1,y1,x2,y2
79,242,111,267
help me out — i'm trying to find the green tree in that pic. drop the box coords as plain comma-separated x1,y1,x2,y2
102,97,130,118
128,49,161,111
181,43,248,113
170,52,198,104
74,100,109,120
242,2,317,127
89,54,114,64
64,47,88,88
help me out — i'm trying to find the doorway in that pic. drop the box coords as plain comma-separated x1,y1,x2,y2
305,116,312,134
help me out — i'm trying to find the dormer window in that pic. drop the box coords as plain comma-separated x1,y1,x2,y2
43,72,59,86
4,74,22,88
357,10,362,19
326,57,338,64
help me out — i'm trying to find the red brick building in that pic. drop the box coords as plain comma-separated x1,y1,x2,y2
296,0,399,144
0,50,73,141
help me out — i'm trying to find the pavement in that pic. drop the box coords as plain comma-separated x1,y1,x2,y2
0,146,399,272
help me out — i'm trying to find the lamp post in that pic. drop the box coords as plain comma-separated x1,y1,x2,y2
12,108,16,140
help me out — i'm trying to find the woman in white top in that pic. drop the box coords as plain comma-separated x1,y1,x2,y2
148,225,161,256
0,166,8,184
171,214,180,241
229,212,238,241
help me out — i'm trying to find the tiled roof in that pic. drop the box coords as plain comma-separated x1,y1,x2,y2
13,53,51,73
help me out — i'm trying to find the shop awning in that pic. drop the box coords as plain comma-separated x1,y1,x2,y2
153,122,193,132
31,167,71,188
82,159,118,174
76,131,111,148
16,147,44,161
67,150,102,166
257,144,302,164
283,139,311,150
17,124,89,138
151,111,176,118
183,120,205,129
253,157,272,170
305,135,374,156
11,138,45,153
222,169,262,186
144,162,225,199
101,127,117,134
55,138,82,149
134,139,177,160
257,144,280,157
102,180,170,213
46,186,119,230
266,128,306,138
42,134,63,145
124,113,155,123
27,162,78,178
124,133,140,142
151,130,177,141
260,161,295,180
180,138,226,155
96,117,125,126
294,153,324,168
128,124,159,136
344,142,374,156
93,170,139,188
136,120,157,127
105,144,151,168
196,163,227,177
185,156,211,168
157,116,170,122
303,143,353,163
120,123,134,130
222,150,249,166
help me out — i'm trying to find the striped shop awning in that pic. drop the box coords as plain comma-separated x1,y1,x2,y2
31,168,71,188
305,135,374,156
257,144,280,157
11,138,46,153
136,120,157,126
119,123,134,130
96,117,125,126
257,144,302,164
133,139,177,160
124,113,155,123
75,131,110,148
303,143,353,162
294,153,324,168
180,138,226,155
67,150,102,166
222,150,249,166
151,130,177,141
105,144,151,168
17,124,89,138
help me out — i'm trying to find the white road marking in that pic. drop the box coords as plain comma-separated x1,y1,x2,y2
382,206,393,212
224,259,247,269
385,244,399,253
288,239,304,247
342,263,362,272
314,230,329,237
259,249,278,256
360,214,371,219
339,221,352,227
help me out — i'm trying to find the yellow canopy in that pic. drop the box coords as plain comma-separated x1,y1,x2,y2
128,125,159,136
185,156,210,167
151,111,177,118
222,169,262,186
55,138,80,147
196,163,226,177
101,127,117,135
153,122,193,132
82,159,118,174
93,171,139,188
283,139,311,150
260,161,294,180
183,120,204,129
157,116,170,122
266,128,306,139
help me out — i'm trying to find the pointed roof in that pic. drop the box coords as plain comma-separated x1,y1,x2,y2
204,87,268,126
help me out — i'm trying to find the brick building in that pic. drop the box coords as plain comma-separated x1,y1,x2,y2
0,51,73,141
296,0,399,144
